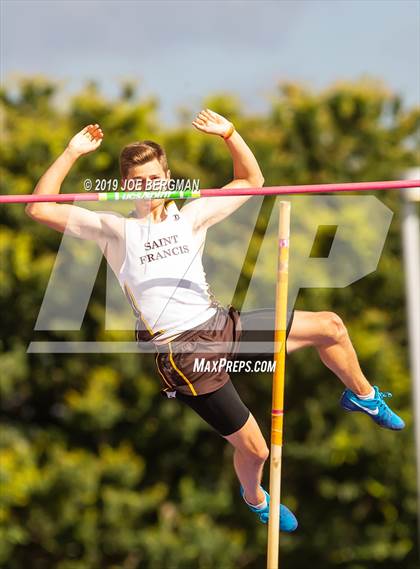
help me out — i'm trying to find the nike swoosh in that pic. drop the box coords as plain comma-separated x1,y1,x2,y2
350,399,379,415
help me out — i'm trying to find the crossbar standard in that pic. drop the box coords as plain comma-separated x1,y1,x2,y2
0,179,419,203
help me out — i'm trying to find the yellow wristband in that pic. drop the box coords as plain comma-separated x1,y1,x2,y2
222,123,235,140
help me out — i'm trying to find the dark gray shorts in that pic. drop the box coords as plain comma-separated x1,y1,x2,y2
157,306,295,436
156,305,295,396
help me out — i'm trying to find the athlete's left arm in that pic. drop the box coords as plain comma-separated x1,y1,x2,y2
181,109,264,232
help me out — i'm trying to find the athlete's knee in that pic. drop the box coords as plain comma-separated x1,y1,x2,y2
257,444,270,463
319,311,348,344
241,441,270,463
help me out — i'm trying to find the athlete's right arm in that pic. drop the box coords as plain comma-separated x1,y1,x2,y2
25,124,117,240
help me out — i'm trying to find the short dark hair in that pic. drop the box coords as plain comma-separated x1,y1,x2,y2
119,140,169,178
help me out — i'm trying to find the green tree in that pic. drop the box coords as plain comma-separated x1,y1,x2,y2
0,76,419,568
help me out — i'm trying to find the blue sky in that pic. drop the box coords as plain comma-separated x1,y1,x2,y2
1,0,419,123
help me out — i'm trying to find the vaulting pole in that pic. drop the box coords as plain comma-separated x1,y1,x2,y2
267,201,291,569
0,179,419,203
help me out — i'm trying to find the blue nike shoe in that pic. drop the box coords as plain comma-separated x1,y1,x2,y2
240,485,298,532
340,385,405,430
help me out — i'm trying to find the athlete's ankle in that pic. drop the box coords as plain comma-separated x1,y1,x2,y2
353,386,375,399
243,487,266,507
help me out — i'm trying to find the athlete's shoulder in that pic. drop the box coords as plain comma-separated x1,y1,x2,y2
96,210,125,240
179,199,210,235
178,202,208,244
178,199,199,223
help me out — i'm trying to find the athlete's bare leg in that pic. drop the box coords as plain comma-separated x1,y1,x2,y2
221,310,375,506
286,310,372,396
223,413,269,506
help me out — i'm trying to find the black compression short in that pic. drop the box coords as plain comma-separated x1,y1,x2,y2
175,379,250,437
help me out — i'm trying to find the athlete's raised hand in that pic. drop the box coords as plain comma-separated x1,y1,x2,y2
67,124,104,157
192,109,234,138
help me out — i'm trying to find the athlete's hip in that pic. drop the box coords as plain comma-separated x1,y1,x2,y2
154,305,240,396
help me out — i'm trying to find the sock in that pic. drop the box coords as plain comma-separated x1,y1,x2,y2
243,494,268,510
356,387,375,400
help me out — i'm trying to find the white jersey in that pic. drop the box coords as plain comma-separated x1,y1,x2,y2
118,201,216,342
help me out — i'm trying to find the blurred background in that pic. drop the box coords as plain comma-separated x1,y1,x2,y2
1,1,419,568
